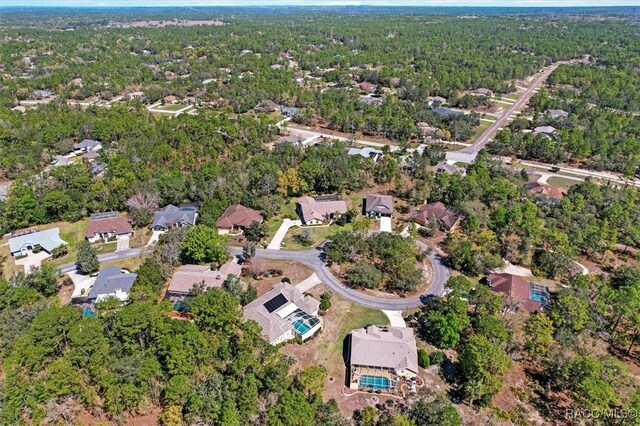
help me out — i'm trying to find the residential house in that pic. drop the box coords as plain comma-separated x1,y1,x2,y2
358,81,375,93
435,162,466,176
73,139,102,154
243,282,322,345
87,266,138,303
165,258,243,303
9,227,67,257
90,162,107,176
163,95,178,103
275,134,305,145
127,91,145,100
412,202,461,232
473,88,493,97
279,105,300,117
548,109,569,120
296,195,347,225
365,194,393,217
432,107,460,117
216,204,264,235
150,205,198,232
348,147,384,162
33,89,53,99
360,94,384,106
487,273,550,314
427,96,447,105
533,126,556,136
348,326,419,391
83,151,100,162
525,181,566,200
86,212,133,243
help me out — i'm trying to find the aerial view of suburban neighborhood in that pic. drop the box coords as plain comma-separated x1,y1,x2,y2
1,2,640,425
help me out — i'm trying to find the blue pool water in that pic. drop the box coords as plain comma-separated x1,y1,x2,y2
360,375,390,390
293,320,311,334
530,289,547,303
82,307,96,318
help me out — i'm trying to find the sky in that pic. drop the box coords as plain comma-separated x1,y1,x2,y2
2,0,639,7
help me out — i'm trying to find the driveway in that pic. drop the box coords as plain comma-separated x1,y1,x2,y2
146,230,164,247
116,236,130,252
68,271,97,298
15,251,50,272
382,310,406,327
296,273,322,292
267,219,302,250
379,216,392,233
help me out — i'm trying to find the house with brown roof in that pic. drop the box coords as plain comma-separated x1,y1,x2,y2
85,212,133,243
525,181,566,200
216,204,263,235
243,282,322,345
296,196,347,225
165,257,242,304
348,326,419,391
487,273,550,314
472,88,493,97
364,194,393,218
163,95,178,103
412,202,461,232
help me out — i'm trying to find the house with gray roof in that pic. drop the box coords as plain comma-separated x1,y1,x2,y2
150,205,198,232
435,162,466,176
87,266,138,303
548,109,569,120
348,325,419,391
73,139,102,154
432,107,460,117
9,228,67,257
533,126,556,136
365,194,393,217
243,282,322,345
348,147,384,162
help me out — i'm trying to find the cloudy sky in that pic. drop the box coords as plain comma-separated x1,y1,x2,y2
2,0,639,7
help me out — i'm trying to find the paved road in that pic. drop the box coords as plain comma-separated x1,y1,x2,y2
458,63,561,158
59,248,144,274
231,245,449,310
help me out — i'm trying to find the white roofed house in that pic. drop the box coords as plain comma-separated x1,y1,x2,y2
73,139,102,154
348,326,419,391
243,282,322,345
548,109,569,120
296,195,347,226
8,227,67,257
347,147,384,163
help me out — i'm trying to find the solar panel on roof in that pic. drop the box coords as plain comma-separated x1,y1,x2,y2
90,211,119,220
264,293,288,313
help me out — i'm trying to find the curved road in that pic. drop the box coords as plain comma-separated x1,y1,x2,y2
59,243,449,310
230,244,449,310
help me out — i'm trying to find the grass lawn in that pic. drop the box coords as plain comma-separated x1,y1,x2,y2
130,228,153,248
263,199,299,243
282,223,353,250
547,176,581,190
101,255,146,272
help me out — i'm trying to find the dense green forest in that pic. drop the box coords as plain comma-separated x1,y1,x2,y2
2,7,640,425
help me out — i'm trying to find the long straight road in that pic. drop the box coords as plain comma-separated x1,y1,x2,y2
456,62,561,158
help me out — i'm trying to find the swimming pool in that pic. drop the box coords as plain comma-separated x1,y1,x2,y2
360,375,390,390
293,320,311,334
529,283,550,305
82,307,96,318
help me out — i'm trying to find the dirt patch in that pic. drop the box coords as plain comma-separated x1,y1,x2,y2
242,259,312,296
72,405,161,425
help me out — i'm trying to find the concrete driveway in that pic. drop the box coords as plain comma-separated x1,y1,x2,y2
382,310,407,327
116,236,130,252
267,219,302,250
379,216,392,233
15,250,51,272
146,230,164,247
68,271,97,298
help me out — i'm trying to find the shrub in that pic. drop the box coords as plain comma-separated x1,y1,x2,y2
282,277,291,284
418,349,430,368
429,351,446,365
320,298,331,311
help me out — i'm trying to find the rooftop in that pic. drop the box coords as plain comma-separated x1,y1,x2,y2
297,196,347,223
216,204,263,229
350,326,419,373
167,258,242,295
151,204,198,230
9,227,67,254
88,266,138,302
